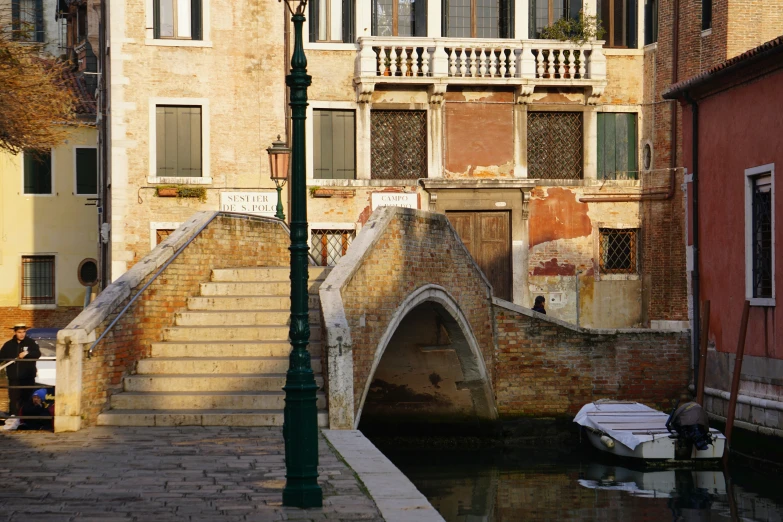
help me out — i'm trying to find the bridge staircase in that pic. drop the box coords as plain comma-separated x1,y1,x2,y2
97,266,329,427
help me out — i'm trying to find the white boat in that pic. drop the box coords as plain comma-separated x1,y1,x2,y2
574,400,726,461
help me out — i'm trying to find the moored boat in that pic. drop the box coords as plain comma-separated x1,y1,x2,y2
574,400,726,461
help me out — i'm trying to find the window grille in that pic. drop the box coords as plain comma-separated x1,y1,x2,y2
371,110,427,180
600,229,638,274
21,256,55,305
751,175,772,298
310,229,356,266
527,112,583,180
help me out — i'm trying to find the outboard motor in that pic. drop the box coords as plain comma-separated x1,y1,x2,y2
666,401,713,453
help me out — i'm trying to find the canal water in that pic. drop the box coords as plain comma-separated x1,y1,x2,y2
374,443,783,521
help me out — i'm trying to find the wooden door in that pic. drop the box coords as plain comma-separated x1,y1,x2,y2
447,211,511,300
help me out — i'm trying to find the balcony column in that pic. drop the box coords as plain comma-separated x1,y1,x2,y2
583,106,598,180
356,0,372,38
583,0,597,17
427,85,446,178
428,0,442,37
515,0,528,39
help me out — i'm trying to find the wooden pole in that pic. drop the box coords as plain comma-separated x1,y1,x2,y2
696,300,710,405
724,300,751,450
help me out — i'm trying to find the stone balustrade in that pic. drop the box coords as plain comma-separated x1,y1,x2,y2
355,36,607,84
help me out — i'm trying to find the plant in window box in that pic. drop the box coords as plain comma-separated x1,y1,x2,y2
176,185,207,202
156,185,178,197
539,11,605,78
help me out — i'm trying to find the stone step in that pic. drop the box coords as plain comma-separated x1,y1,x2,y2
187,295,321,311
97,409,329,427
211,266,331,282
136,356,322,375
110,391,327,411
199,280,324,297
150,341,314,358
124,373,324,393
174,309,320,327
162,325,321,342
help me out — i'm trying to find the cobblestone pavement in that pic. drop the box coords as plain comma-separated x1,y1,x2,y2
0,427,384,522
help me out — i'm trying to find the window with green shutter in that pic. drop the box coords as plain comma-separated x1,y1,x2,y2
155,106,202,178
23,149,52,194
598,112,637,180
314,110,356,180
76,148,98,195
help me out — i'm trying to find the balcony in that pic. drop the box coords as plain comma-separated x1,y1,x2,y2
355,37,607,103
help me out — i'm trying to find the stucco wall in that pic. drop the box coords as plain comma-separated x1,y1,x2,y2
0,126,99,326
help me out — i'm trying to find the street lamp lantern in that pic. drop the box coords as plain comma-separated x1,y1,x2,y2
278,0,323,510
267,135,290,220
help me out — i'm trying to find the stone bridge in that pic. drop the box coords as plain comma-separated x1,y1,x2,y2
54,209,691,432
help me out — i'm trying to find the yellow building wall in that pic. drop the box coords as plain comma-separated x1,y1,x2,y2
0,126,99,318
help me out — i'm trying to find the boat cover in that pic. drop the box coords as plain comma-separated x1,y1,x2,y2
574,401,672,450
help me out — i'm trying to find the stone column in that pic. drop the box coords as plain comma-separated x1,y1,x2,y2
429,0,442,37
54,329,94,432
355,84,374,180
356,0,372,38
427,85,446,178
513,191,531,306
515,0,528,39
583,106,598,180
514,86,533,178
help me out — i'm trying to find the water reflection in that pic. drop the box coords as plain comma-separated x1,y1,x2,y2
377,446,783,522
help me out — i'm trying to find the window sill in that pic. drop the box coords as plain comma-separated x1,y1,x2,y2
304,42,358,51
597,273,641,281
145,39,213,48
643,42,658,51
148,177,212,185
75,193,98,197
603,48,644,56
749,298,775,307
20,304,57,310
701,28,713,37
307,179,420,188
22,193,55,197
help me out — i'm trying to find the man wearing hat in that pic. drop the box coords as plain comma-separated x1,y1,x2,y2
0,324,41,415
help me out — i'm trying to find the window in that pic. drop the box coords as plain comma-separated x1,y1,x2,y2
23,149,52,195
598,113,637,180
530,0,580,38
373,0,427,36
597,0,638,48
21,256,55,305
75,148,98,195
77,3,88,43
11,0,43,42
444,0,514,39
371,110,427,180
527,112,583,180
153,0,202,40
599,229,638,275
310,228,356,266
156,229,175,245
314,110,356,180
702,0,712,31
155,106,202,178
644,0,658,44
745,166,774,304
310,0,354,42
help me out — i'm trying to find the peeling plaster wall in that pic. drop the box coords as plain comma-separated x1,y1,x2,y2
527,186,643,328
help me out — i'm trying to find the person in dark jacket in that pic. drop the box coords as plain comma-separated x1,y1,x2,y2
0,324,41,415
532,295,547,315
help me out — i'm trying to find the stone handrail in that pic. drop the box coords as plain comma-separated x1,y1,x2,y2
356,36,606,82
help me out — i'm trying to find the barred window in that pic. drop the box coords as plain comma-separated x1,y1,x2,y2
750,174,772,299
599,229,638,275
21,256,55,305
371,110,427,180
527,112,583,180
310,229,356,266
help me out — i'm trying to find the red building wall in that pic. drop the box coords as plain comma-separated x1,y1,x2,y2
683,68,783,360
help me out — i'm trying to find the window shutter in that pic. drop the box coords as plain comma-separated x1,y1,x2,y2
414,0,427,37
628,0,638,48
441,0,447,37
342,0,354,42
35,0,44,42
507,0,515,38
309,0,319,42
11,0,20,33
191,0,202,40
153,0,160,38
528,0,537,38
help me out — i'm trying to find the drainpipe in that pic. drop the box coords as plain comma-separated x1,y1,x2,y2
685,93,701,389
575,270,582,328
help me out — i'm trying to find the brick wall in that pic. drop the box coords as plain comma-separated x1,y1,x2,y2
493,302,691,417
0,307,82,330
78,213,291,425
337,209,495,417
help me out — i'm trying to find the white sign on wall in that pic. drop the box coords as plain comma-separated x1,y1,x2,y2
220,192,278,216
371,192,418,211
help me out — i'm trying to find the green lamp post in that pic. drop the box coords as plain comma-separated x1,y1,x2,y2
278,0,323,509
267,135,290,221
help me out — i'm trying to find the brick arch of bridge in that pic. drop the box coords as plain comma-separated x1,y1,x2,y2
319,207,498,430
